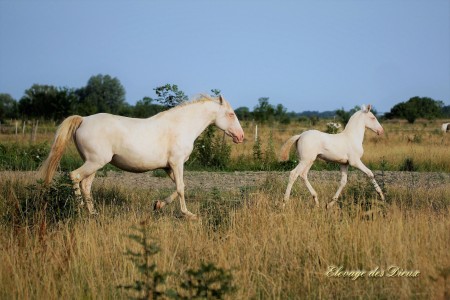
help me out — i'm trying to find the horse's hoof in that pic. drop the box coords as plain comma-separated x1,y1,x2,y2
154,200,165,211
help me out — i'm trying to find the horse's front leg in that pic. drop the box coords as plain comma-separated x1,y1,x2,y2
170,162,197,219
352,160,385,201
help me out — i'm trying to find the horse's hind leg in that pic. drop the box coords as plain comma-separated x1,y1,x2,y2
70,161,103,215
154,168,178,211
327,164,348,209
80,173,96,214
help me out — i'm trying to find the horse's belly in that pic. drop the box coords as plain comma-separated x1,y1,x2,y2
110,154,168,173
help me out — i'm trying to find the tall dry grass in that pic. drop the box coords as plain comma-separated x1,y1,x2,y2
0,173,449,299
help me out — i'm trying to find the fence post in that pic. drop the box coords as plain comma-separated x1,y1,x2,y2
255,124,258,142
32,120,39,143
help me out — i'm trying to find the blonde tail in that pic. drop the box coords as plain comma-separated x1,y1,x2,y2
279,135,301,161
38,115,83,185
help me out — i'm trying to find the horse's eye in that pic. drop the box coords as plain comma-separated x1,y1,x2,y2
228,113,235,118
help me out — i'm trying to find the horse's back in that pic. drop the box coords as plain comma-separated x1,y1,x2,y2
74,113,169,170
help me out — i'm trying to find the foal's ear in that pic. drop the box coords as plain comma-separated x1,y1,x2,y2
219,95,224,105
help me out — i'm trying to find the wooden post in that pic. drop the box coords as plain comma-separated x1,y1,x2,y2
32,120,39,143
255,124,258,142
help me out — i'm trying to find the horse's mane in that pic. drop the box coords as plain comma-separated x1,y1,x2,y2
175,94,220,108
163,94,224,113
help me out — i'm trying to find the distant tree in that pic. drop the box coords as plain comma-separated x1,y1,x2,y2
253,97,275,123
274,103,290,124
308,115,319,126
154,84,188,108
442,105,450,118
133,97,164,118
76,74,126,115
385,96,443,123
0,93,18,121
18,85,75,120
335,106,360,126
235,107,252,121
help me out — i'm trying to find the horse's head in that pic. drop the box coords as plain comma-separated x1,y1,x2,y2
361,104,384,135
214,95,244,143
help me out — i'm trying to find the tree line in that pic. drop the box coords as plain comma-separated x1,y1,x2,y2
0,73,448,124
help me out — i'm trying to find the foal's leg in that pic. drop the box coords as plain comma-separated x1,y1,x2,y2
299,161,319,206
284,160,318,206
283,162,304,205
326,164,348,209
352,160,385,201
70,161,102,215
154,168,178,210
170,162,196,218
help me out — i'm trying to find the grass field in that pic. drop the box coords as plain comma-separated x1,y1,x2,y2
0,118,449,299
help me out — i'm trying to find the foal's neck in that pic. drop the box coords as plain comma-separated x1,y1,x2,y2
342,113,366,145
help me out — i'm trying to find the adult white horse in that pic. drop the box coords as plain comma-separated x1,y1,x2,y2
39,95,244,218
280,105,385,209
442,123,450,133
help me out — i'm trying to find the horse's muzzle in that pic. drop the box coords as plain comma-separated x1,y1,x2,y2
227,130,244,144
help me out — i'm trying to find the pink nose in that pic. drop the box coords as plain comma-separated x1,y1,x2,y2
233,132,244,143
378,128,384,135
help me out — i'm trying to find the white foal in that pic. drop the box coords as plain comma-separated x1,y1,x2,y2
280,105,385,208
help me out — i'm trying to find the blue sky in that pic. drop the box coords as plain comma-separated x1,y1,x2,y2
1,0,449,113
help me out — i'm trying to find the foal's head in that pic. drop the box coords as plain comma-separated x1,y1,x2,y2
361,104,384,135
214,95,244,143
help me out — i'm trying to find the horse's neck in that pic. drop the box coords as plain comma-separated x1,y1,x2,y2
342,114,366,145
162,102,217,140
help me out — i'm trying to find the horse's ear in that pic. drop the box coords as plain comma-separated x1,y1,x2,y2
219,95,224,105
367,104,372,112
361,104,367,112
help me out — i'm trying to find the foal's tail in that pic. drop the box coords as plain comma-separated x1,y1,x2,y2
279,134,301,161
38,115,83,185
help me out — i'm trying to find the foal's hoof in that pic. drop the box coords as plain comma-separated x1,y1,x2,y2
183,212,198,220
326,201,336,210
154,200,165,211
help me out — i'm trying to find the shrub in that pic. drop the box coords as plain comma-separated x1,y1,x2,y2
192,127,231,169
0,173,78,229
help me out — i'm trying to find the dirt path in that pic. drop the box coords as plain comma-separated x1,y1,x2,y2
1,170,448,191
95,170,449,191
